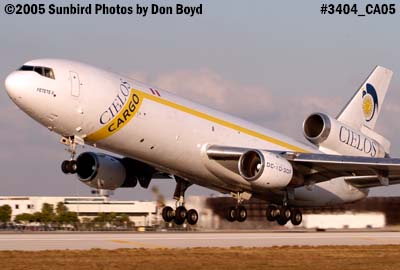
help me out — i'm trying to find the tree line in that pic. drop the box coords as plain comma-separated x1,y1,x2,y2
0,202,79,224
0,202,134,229
14,202,79,224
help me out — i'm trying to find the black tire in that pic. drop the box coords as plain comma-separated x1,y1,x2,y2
174,206,187,225
69,160,77,174
266,205,278,221
280,206,292,220
236,206,247,222
187,209,199,225
162,206,174,222
61,160,71,174
276,215,288,226
291,209,303,226
226,206,237,222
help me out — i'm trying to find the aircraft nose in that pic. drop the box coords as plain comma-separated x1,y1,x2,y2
5,72,23,100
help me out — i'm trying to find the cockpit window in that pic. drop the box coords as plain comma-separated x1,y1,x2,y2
34,66,43,75
44,68,55,79
19,65,34,71
18,65,55,79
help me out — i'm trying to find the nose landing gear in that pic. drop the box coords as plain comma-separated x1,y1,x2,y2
61,160,77,174
59,136,83,175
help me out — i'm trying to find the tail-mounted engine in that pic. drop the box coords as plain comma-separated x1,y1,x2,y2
303,113,386,157
75,152,154,190
238,150,293,189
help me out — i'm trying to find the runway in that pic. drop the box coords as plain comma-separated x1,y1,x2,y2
0,231,400,250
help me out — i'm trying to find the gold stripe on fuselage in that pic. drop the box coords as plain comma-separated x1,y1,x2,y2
86,90,143,142
86,88,309,153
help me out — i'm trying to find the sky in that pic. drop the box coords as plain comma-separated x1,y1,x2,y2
1,0,400,200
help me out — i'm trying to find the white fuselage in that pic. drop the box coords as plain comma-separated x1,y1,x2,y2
5,59,368,207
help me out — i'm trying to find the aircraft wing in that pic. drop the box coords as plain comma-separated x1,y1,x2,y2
282,152,400,188
205,145,400,189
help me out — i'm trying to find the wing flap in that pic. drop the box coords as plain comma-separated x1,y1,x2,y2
282,152,400,187
344,175,400,188
285,152,400,174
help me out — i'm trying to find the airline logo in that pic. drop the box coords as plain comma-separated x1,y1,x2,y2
86,80,143,142
339,125,378,157
362,83,378,122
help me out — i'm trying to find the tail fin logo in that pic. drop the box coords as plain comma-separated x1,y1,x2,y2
362,83,379,122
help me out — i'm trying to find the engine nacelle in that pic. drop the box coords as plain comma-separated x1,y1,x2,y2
76,152,126,190
303,113,386,157
75,152,153,190
238,150,293,189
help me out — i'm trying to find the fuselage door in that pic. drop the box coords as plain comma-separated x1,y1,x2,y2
70,71,80,97
68,70,84,134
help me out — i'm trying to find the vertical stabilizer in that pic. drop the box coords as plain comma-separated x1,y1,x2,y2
337,66,393,130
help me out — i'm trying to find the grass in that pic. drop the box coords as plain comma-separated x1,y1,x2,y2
1,246,400,270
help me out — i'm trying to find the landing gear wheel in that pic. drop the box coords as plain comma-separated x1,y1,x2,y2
266,205,278,221
68,160,77,174
61,160,77,174
276,215,289,226
162,206,175,222
61,160,71,174
290,209,303,226
174,206,187,225
226,206,237,222
236,206,247,222
280,206,291,220
187,209,199,225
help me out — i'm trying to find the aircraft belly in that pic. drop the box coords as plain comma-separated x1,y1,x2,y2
291,178,368,207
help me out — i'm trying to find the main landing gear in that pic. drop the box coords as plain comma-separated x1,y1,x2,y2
225,192,251,222
162,205,199,225
161,177,199,225
266,205,302,226
265,189,302,226
222,190,302,226
226,205,247,222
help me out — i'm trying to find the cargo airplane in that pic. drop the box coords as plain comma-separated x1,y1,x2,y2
5,59,400,226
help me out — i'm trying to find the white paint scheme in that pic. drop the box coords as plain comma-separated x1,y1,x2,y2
337,66,392,130
303,113,386,157
7,59,395,208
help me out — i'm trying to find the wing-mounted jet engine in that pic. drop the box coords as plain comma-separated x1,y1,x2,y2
63,152,155,190
238,150,294,189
